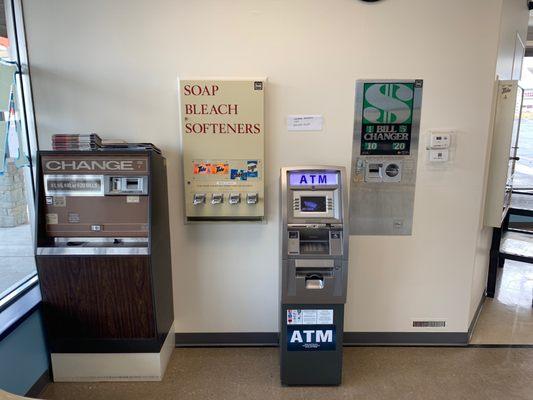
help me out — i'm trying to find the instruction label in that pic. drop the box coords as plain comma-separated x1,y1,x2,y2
287,309,333,325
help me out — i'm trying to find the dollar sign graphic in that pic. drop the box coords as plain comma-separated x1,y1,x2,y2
363,84,413,124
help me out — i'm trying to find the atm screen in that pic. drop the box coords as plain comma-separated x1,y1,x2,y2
300,196,327,212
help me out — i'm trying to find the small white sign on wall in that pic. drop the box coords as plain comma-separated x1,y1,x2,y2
287,115,323,131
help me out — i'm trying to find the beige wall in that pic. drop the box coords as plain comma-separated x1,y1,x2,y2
22,0,528,334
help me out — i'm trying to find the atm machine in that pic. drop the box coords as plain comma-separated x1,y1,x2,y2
280,167,349,386
35,150,174,381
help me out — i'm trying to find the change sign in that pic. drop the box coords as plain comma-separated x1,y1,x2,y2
360,82,418,156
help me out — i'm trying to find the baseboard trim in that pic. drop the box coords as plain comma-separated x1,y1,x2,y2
175,332,279,347
175,331,469,347
467,292,486,342
343,332,468,346
25,370,50,398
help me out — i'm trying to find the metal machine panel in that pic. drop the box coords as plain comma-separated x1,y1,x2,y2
349,79,423,235
40,153,150,238
281,167,349,301
179,78,266,222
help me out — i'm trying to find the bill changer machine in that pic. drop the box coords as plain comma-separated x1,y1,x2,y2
280,167,349,386
35,150,174,381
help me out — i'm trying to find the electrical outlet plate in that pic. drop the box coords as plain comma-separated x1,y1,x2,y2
429,148,449,162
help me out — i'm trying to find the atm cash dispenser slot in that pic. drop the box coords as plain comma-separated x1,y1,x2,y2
294,259,335,290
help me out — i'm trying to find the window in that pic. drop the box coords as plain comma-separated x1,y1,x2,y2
0,0,38,307
515,87,533,189
515,57,533,190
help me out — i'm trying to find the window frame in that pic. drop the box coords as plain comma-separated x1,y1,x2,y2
0,0,41,337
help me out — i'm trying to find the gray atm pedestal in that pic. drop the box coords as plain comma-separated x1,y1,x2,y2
280,167,349,386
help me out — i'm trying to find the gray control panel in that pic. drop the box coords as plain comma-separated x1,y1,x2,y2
281,167,349,304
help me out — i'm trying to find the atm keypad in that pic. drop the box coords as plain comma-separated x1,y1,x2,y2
293,198,300,211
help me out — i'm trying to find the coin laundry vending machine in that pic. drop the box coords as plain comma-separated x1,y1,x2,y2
280,167,349,385
35,150,174,381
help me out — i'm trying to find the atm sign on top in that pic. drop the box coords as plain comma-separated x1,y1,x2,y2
289,172,338,187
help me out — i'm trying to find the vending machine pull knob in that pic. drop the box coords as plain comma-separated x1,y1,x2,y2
211,193,223,205
193,193,206,205
247,193,258,204
229,193,241,205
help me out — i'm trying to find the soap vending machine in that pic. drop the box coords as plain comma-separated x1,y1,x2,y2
280,167,349,386
35,150,174,381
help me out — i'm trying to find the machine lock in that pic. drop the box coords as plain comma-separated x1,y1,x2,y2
247,193,258,204
229,193,241,205
193,193,206,205
211,193,223,205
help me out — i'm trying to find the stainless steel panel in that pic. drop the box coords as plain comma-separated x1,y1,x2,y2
53,237,148,244
37,247,149,255
349,80,423,235
281,259,348,304
295,259,334,268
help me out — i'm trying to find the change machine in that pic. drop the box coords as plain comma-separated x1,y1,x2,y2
35,150,174,381
280,167,349,386
350,80,423,235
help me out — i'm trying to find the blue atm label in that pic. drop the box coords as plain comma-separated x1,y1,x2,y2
288,172,338,186
287,324,336,351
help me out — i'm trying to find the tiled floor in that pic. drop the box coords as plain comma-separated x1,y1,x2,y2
41,347,533,400
0,223,36,298
470,260,533,345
